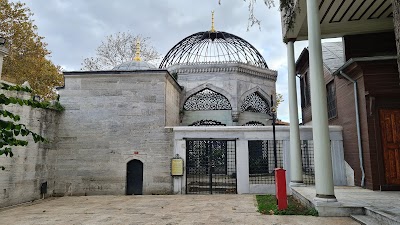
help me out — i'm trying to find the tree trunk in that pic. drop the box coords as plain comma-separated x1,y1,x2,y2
392,0,400,78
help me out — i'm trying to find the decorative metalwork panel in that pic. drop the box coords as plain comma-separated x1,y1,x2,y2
186,140,236,194
248,140,283,184
243,121,265,126
183,89,232,111
189,120,226,126
159,31,268,69
240,92,270,114
301,140,315,185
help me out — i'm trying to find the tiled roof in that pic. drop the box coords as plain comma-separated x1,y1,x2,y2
321,42,344,73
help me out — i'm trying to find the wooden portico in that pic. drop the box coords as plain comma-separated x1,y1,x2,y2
282,0,399,201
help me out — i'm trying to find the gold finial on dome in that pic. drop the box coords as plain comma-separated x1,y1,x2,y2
210,11,216,32
133,39,141,61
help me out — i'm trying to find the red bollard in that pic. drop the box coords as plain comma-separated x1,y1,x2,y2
275,168,288,210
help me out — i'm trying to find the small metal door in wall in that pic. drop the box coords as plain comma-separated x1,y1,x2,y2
126,160,143,195
186,140,237,194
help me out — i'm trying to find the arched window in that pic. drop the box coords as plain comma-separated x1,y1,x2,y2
240,92,270,114
243,121,265,126
189,120,226,126
184,88,232,111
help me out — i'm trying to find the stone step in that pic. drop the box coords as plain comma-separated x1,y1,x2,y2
187,182,236,187
187,186,237,194
350,215,383,225
364,207,400,225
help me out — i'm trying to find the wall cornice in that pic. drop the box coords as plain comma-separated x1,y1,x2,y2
168,62,278,81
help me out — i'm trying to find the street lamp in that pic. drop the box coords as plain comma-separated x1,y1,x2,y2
270,94,277,168
33,95,41,102
0,37,7,81
271,106,277,168
0,37,6,46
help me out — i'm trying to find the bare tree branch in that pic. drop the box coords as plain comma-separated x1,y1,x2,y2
219,0,297,32
81,32,161,71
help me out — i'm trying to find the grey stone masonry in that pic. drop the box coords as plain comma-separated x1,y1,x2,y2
0,88,60,208
171,63,277,126
56,70,181,196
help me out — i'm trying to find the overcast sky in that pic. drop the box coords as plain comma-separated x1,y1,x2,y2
13,0,313,122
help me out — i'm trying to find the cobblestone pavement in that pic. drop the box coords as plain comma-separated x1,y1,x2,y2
0,195,360,225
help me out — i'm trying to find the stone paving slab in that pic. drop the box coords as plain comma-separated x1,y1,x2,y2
292,185,400,220
0,195,359,225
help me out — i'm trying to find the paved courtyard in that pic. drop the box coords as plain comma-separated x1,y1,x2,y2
0,195,359,225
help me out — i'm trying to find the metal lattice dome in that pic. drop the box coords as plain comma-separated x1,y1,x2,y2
159,31,268,69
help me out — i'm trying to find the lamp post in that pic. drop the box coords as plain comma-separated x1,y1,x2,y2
271,106,277,168
270,94,277,169
0,36,8,81
33,95,41,102
0,37,6,45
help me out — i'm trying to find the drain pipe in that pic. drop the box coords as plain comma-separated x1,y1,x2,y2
333,56,397,187
339,71,365,187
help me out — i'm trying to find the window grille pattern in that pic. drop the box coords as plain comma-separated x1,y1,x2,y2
301,140,315,185
248,140,283,184
326,81,337,119
189,120,226,126
183,89,232,111
243,121,265,126
240,92,270,114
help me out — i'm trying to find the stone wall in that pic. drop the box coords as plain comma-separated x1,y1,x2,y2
175,63,277,126
181,110,232,126
56,71,180,196
165,75,181,126
0,89,59,208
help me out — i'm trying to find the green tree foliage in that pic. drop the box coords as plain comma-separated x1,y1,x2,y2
0,0,63,99
276,93,284,108
0,83,46,170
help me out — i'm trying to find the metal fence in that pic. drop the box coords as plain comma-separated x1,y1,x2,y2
248,140,315,185
301,140,315,185
248,140,284,184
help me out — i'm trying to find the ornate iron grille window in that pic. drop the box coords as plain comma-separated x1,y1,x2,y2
301,140,315,185
183,89,232,111
189,120,226,126
248,140,283,184
326,81,337,119
240,92,270,114
243,121,265,126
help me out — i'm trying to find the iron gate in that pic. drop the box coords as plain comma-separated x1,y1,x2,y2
186,140,237,194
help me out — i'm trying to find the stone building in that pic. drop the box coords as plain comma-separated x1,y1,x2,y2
56,26,280,195
0,21,349,207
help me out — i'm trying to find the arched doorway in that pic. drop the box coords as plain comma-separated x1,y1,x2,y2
126,160,143,195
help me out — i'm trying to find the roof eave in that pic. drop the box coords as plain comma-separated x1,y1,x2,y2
332,56,397,76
